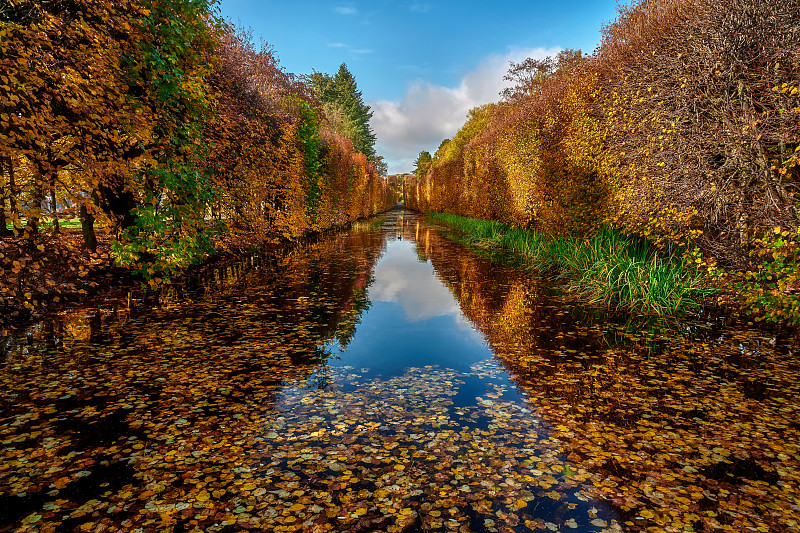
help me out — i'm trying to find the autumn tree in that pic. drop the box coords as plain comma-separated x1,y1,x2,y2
436,105,495,164
0,0,150,246
408,53,609,234
206,25,307,248
502,49,588,101
1,0,394,326
207,26,392,246
597,0,800,265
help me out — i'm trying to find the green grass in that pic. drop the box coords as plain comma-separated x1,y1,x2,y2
4,218,105,231
427,211,717,315
52,218,83,229
351,216,386,232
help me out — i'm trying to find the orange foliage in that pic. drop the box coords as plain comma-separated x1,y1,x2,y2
406,60,609,237
407,0,800,322
0,14,392,326
208,25,393,253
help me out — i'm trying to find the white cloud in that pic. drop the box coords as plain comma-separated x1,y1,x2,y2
370,46,560,174
409,3,431,13
334,5,358,15
325,42,374,59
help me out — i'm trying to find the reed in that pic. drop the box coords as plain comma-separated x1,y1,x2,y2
427,212,715,315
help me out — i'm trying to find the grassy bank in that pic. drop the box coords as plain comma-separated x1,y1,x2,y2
427,212,716,315
351,216,386,232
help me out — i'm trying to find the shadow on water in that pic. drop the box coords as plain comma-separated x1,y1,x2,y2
1,207,798,532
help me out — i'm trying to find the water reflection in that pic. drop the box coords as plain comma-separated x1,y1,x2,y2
414,212,800,533
322,237,489,383
369,240,459,322
1,208,797,533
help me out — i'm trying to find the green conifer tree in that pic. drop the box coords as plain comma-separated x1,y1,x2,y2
308,64,376,160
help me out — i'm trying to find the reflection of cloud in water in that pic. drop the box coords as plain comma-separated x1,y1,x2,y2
369,240,460,321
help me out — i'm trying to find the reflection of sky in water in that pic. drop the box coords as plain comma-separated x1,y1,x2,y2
324,239,494,378
369,240,458,321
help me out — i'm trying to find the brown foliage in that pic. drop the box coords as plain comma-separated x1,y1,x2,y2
0,0,148,235
207,26,307,247
1,13,392,327
407,58,609,237
597,0,800,265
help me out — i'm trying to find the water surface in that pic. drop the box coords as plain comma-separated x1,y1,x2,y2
1,208,798,533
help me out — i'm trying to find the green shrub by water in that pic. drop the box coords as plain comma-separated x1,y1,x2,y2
427,212,716,315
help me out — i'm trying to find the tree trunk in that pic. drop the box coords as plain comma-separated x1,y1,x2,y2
50,177,59,234
7,157,20,233
25,160,49,236
0,158,11,236
80,204,97,252
80,191,99,252
26,184,45,235
98,181,137,237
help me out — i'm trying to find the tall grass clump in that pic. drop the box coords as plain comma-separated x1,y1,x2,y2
427,212,716,315
561,227,716,314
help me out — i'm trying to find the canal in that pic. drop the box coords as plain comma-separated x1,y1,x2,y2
1,208,798,532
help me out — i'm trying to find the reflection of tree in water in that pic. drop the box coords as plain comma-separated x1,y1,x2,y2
3,226,386,363
413,219,800,532
301,345,338,391
0,223,389,533
335,285,372,349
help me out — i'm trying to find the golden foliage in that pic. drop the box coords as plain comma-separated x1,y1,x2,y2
407,66,610,237
0,13,393,326
407,0,800,322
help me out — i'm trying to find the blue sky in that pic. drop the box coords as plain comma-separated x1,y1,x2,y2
218,0,622,173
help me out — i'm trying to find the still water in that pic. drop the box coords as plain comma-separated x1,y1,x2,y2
1,208,798,533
